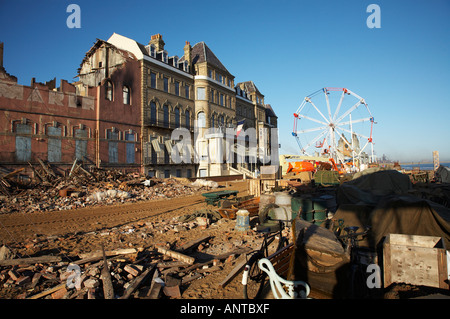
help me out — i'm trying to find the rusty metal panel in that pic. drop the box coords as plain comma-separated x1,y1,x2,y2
47,126,61,163
125,132,135,164
15,124,31,162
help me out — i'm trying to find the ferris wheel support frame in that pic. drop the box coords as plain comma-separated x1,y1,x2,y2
292,87,375,169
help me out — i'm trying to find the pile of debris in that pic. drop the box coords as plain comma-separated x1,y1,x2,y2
0,224,261,299
0,161,218,214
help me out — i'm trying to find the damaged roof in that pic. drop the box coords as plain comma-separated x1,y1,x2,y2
77,39,137,75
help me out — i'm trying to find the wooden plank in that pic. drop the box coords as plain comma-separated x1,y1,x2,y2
218,256,247,288
156,246,195,265
38,158,56,178
177,235,211,253
1,168,24,180
27,283,66,299
101,245,114,299
78,248,137,260
120,265,154,299
145,269,162,299
0,255,62,266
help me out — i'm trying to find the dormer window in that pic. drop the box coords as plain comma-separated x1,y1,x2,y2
173,56,178,68
183,61,189,72
161,51,168,63
146,44,156,58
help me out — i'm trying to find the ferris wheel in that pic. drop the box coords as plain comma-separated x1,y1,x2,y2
292,87,375,167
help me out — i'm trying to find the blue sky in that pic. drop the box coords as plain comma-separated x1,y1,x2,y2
1,0,449,162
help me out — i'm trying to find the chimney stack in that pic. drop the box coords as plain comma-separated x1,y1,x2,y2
149,34,165,51
184,41,192,67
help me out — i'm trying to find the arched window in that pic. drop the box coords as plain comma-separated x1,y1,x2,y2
105,81,113,101
123,86,130,105
174,107,180,128
150,102,156,124
163,105,169,128
197,112,206,128
185,110,190,130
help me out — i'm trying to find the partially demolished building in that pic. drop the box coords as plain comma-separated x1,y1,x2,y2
0,34,278,178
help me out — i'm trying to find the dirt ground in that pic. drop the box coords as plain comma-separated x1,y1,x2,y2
0,180,278,299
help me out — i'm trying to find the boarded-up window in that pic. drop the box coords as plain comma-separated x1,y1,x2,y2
107,131,118,163
75,128,87,161
125,132,135,164
47,126,62,163
15,123,31,162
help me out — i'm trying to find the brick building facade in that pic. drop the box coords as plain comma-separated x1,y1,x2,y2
0,34,278,178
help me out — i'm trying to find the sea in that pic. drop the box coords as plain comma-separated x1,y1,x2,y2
399,162,450,171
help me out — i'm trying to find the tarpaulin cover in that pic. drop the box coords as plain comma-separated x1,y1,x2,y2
334,170,450,248
337,170,412,206
436,165,450,183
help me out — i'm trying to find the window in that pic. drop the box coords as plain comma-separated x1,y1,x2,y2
105,81,113,101
163,77,169,93
185,110,190,130
197,112,206,128
197,87,206,100
150,72,157,89
211,114,215,128
163,105,169,127
162,51,168,63
183,61,189,72
216,73,222,83
210,89,214,103
123,86,130,105
148,44,156,57
173,57,178,68
174,107,180,128
150,102,157,124
185,85,190,99
174,81,180,96
208,69,213,78
220,93,224,106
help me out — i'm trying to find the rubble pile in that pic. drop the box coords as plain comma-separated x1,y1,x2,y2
0,162,218,214
0,213,268,299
